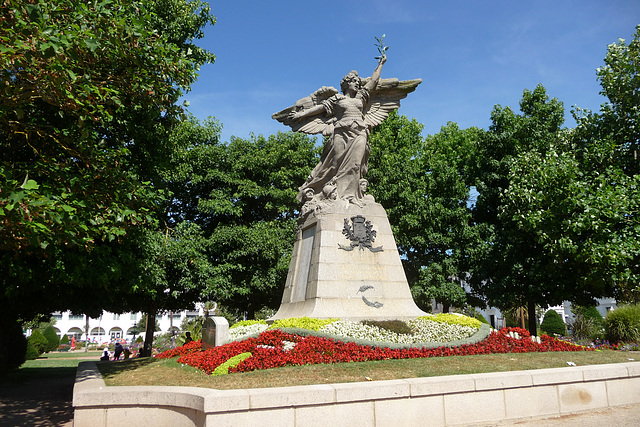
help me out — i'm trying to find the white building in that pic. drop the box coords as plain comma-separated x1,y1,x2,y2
51,305,206,344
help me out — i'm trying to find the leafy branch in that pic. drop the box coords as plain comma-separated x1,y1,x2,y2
374,34,389,60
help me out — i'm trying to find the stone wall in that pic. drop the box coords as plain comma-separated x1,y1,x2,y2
74,361,640,426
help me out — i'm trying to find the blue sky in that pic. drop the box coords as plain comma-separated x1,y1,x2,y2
183,1,639,142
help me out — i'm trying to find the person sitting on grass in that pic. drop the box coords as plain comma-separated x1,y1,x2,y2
99,348,110,361
113,342,123,360
184,331,193,344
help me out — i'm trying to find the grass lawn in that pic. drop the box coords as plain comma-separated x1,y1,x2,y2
98,350,639,390
0,351,102,386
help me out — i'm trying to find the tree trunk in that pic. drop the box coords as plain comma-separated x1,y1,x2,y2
520,306,526,329
141,312,156,357
527,299,538,336
84,315,89,352
442,303,450,313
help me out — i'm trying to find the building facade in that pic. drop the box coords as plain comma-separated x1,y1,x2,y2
51,305,206,344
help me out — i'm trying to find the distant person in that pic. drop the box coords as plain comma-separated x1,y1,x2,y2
100,348,110,361
184,331,193,345
123,347,131,360
113,342,123,360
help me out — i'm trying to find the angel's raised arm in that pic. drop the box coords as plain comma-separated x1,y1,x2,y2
290,104,325,121
364,54,387,92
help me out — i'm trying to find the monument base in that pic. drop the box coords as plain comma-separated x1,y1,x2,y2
270,199,428,322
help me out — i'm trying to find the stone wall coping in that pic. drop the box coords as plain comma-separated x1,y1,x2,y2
74,360,640,412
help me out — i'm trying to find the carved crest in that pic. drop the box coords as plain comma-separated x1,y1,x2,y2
338,215,383,252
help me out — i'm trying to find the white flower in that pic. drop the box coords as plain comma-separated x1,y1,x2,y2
229,323,268,341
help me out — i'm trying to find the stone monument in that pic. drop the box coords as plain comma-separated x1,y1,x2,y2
270,38,428,322
201,316,229,349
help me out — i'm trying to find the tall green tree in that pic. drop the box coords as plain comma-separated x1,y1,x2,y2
0,0,215,372
499,26,640,306
470,85,569,335
163,118,320,318
368,111,482,311
125,222,213,356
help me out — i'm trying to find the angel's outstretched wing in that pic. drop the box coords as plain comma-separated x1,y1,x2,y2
272,86,339,135
362,78,422,128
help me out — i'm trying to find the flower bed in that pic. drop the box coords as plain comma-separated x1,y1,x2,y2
228,314,481,344
156,326,593,375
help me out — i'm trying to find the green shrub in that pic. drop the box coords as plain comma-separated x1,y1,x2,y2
60,334,70,345
180,317,204,340
571,305,605,340
270,317,339,331
2,321,27,372
26,329,48,358
212,352,252,376
605,304,640,343
361,320,412,335
25,339,41,360
421,314,482,329
42,325,60,352
540,309,566,336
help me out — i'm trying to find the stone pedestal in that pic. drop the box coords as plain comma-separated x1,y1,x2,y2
270,200,428,322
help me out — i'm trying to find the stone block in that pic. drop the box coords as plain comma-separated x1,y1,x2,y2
332,379,410,402
470,370,533,391
247,384,336,409
374,395,445,427
625,361,640,376
295,401,374,427
504,384,560,419
605,377,640,406
444,389,505,425
558,382,608,413
410,375,475,397
530,366,584,386
581,363,629,381
73,408,107,427
203,389,251,412
105,406,204,426
206,407,294,427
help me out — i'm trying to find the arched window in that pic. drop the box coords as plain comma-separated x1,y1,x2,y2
67,327,83,340
109,327,123,341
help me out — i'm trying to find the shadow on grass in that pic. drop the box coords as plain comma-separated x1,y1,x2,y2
97,357,158,380
0,366,77,427
0,366,78,386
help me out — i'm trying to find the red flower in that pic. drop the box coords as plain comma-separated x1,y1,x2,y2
153,327,593,375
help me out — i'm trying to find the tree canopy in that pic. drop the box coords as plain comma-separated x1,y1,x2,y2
468,26,640,332
368,112,482,311
162,117,320,317
1,0,215,315
0,0,215,371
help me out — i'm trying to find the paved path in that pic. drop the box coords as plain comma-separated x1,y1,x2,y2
0,374,74,427
470,403,640,426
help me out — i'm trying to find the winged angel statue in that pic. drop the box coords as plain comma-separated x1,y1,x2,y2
272,52,421,208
